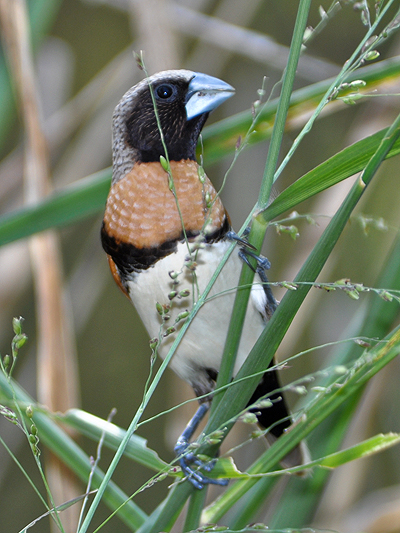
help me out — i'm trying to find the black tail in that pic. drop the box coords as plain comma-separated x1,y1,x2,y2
247,361,291,437
247,361,308,468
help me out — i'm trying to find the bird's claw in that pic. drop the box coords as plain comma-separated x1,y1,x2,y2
228,231,277,316
226,230,257,251
174,440,228,490
238,248,271,272
227,231,271,271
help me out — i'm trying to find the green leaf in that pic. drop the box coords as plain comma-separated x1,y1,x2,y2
1,125,399,249
317,433,400,468
205,433,400,483
62,408,169,472
261,127,400,222
268,231,400,529
200,106,400,524
0,372,147,530
0,168,111,247
203,326,400,525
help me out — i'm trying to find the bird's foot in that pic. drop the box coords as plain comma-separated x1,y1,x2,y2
226,230,271,270
238,248,271,272
174,403,228,489
174,439,228,490
227,230,277,314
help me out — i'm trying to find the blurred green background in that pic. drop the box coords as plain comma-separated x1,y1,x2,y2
1,1,400,531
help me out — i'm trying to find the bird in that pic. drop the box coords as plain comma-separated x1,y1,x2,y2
101,69,307,489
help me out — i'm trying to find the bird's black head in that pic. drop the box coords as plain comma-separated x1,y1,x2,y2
126,74,196,162
112,70,234,167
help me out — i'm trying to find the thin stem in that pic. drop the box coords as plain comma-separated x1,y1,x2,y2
210,0,312,417
183,489,208,532
274,0,399,183
257,0,312,209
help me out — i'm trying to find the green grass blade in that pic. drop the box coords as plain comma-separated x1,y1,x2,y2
262,127,400,222
257,0,312,208
0,169,111,246
130,13,400,533
2,125,400,249
204,326,400,524
211,0,311,418
61,409,169,472
316,433,400,468
206,177,367,444
183,489,207,533
267,230,400,529
0,373,147,530
267,397,360,530
202,183,363,522
206,433,400,480
135,485,192,533
200,110,400,523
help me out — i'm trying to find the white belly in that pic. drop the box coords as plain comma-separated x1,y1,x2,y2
126,240,268,394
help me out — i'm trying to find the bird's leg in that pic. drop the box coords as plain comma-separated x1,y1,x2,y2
253,262,278,315
226,229,255,250
227,231,278,315
174,402,228,489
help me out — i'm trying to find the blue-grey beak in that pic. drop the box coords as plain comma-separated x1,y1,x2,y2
185,72,235,121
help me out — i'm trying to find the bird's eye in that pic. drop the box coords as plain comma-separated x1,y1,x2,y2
156,84,175,100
